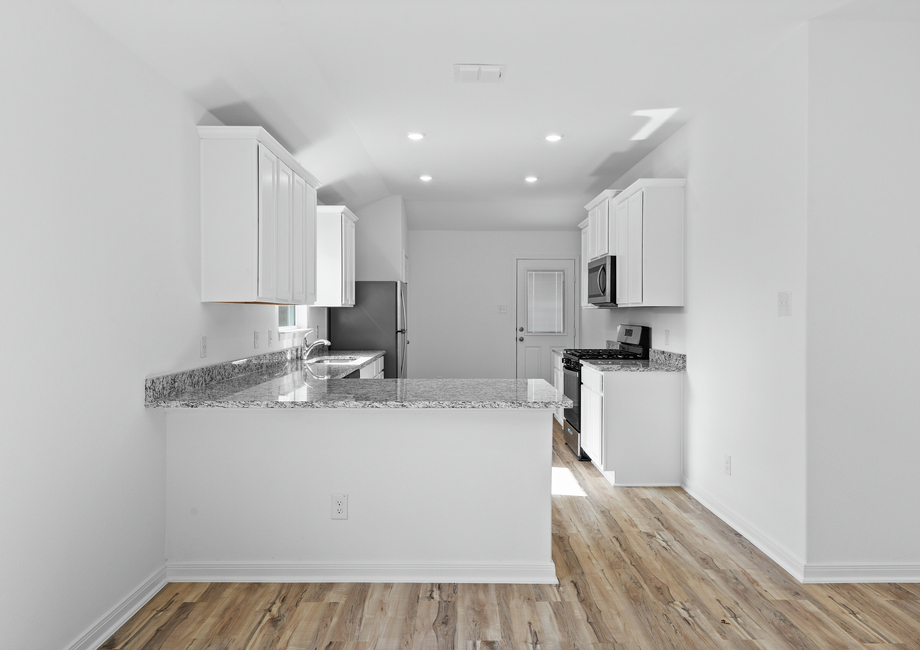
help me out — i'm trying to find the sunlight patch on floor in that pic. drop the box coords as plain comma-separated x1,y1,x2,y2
551,466,587,496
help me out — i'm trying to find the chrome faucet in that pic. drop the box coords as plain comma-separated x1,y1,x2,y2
302,338,331,361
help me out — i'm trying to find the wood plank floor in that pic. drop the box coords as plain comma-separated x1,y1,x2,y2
102,420,920,650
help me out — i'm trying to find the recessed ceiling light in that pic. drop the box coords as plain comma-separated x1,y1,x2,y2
525,176,538,183
545,134,563,142
407,132,425,140
419,175,432,182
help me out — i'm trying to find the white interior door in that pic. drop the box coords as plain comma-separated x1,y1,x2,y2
515,258,576,383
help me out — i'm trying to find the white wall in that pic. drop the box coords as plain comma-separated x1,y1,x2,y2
589,13,920,578
0,3,298,648
408,231,580,378
806,17,920,569
582,27,811,567
355,195,408,282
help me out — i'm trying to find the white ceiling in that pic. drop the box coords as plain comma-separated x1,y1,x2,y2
70,0,860,230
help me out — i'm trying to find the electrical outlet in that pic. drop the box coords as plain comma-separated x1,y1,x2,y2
331,493,348,520
778,291,792,317
725,455,732,476
267,330,274,347
200,336,207,358
498,304,507,314
664,330,670,346
253,331,260,349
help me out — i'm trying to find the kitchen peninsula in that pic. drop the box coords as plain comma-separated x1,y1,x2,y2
146,350,570,584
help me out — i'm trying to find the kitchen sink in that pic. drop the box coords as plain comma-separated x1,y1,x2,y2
306,356,359,364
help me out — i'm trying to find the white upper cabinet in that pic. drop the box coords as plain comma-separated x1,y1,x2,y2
612,178,685,308
292,175,317,305
199,126,320,305
579,218,596,309
315,205,358,307
584,190,619,261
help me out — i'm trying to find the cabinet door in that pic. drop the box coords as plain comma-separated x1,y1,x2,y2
257,145,278,301
582,385,603,464
553,365,564,424
587,206,597,260
344,217,356,306
292,175,307,304
615,200,629,304
627,191,644,305
292,175,317,305
580,226,592,308
275,161,294,303
305,184,317,305
595,200,609,258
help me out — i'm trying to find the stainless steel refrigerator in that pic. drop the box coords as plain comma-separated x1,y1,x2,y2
328,281,407,378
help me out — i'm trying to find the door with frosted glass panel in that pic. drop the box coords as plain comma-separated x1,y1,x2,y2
515,259,576,383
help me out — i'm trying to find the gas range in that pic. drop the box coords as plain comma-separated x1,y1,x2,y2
561,325,651,460
563,348,643,362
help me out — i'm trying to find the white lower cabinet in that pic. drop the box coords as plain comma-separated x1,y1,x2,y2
359,356,384,379
580,365,682,486
580,366,603,462
553,352,564,425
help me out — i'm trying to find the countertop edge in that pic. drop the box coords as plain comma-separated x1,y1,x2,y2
153,399,571,410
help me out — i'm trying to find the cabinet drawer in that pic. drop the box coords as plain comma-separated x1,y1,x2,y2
582,366,603,394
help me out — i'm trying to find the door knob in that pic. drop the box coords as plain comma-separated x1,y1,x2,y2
518,337,524,342
518,327,524,332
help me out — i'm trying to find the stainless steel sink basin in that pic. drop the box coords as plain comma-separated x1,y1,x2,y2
307,356,359,364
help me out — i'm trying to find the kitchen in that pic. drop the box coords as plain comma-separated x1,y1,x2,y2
3,2,920,650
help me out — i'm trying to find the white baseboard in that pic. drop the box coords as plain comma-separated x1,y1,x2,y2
681,478,807,582
65,565,168,650
802,563,920,583
167,561,559,584
600,470,681,488
682,479,920,584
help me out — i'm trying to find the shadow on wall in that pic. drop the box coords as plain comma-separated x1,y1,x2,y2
201,92,314,155
586,118,689,196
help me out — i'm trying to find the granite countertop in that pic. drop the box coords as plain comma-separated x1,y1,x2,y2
582,349,686,373
581,359,683,373
145,349,570,410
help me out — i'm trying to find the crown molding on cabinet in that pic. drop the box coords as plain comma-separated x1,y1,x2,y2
197,126,322,190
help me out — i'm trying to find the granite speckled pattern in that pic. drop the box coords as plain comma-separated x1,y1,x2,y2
582,349,686,373
145,348,300,404
145,348,383,404
146,359,570,410
650,349,686,369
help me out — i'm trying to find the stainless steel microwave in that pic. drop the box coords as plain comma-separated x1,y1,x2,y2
587,255,617,307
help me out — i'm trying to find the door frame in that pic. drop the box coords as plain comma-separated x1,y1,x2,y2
512,253,579,379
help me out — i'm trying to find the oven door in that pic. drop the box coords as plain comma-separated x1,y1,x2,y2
563,364,581,430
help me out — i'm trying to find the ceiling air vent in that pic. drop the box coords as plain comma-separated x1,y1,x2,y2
454,64,506,83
